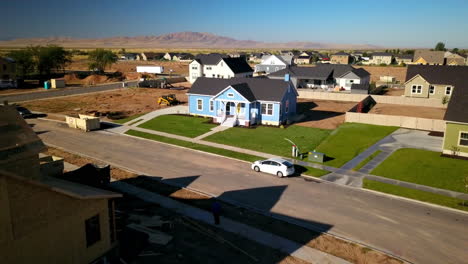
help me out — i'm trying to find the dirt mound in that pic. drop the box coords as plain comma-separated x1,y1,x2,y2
63,73,81,83
82,74,109,85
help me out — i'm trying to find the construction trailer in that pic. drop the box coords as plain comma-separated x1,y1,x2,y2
136,66,164,74
51,78,66,88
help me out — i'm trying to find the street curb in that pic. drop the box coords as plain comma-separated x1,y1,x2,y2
43,142,411,264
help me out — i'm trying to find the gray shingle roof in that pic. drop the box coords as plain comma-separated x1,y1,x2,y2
351,68,370,78
194,53,229,65
372,52,392,57
413,50,445,64
222,58,253,74
269,66,333,80
316,64,355,78
188,77,293,102
333,52,350,56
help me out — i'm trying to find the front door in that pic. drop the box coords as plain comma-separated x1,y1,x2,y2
226,102,235,116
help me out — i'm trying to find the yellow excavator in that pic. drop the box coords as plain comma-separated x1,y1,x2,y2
157,94,179,106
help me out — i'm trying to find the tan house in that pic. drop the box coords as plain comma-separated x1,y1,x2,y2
403,65,468,100
444,51,466,66
140,52,164,61
0,57,16,81
330,52,350,64
411,50,445,65
0,105,121,264
395,54,413,65
368,52,393,65
294,55,312,64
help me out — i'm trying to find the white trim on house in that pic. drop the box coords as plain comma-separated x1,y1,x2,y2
196,99,203,111
261,103,274,116
411,84,422,94
445,86,453,96
404,74,429,85
212,85,251,102
458,131,468,147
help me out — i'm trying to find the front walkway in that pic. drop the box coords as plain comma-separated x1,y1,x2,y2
111,181,350,264
125,105,188,126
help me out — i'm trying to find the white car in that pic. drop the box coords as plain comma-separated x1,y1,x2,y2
251,158,295,177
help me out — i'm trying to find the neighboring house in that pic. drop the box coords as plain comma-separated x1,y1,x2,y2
444,52,466,66
280,50,300,57
269,64,370,93
187,76,298,126
316,53,330,63
255,54,293,74
228,52,247,59
368,52,393,65
120,53,139,61
395,54,413,65
249,53,264,63
412,50,445,65
189,53,253,83
163,52,176,60
350,83,370,94
404,65,468,99
141,52,165,61
294,55,312,64
442,80,468,157
173,53,194,62
0,57,16,81
330,52,351,64
0,105,121,264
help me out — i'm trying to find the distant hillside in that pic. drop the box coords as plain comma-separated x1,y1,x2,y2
0,32,381,50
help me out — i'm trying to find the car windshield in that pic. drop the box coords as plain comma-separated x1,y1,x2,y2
282,161,293,168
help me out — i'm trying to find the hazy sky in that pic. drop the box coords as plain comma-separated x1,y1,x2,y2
2,0,468,48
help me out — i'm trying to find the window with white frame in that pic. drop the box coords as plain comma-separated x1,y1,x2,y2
210,101,214,111
445,86,452,95
261,103,273,115
411,85,422,94
460,132,468,146
191,66,198,70
429,85,435,94
197,99,203,111
206,66,212,70
227,93,234,98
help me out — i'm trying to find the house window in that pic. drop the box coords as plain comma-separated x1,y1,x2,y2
197,99,203,111
227,93,234,98
261,103,273,116
210,101,214,111
411,85,422,94
445,86,452,95
191,66,198,70
191,74,198,79
85,214,101,247
212,74,215,77
460,132,468,146
429,85,435,94
206,67,212,70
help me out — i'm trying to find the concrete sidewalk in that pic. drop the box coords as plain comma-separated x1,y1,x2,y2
127,105,188,126
111,181,350,264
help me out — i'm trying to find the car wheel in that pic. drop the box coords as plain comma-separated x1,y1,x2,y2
277,171,284,178
254,166,260,172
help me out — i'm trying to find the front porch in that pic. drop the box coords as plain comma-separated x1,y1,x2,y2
213,100,253,127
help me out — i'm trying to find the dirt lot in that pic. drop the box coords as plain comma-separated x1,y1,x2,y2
21,87,188,120
43,146,401,264
296,99,358,129
369,104,446,119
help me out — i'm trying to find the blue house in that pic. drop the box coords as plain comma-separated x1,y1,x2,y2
187,76,297,126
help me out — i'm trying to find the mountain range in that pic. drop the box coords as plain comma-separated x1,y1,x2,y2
0,32,381,50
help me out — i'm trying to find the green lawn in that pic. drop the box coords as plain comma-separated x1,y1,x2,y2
371,148,468,193
126,129,329,177
204,125,331,158
138,115,217,138
113,113,145,124
363,179,468,212
315,123,398,168
352,150,382,171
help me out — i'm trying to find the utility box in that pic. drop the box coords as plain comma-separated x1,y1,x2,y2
308,151,325,163
44,81,50,89
51,78,66,88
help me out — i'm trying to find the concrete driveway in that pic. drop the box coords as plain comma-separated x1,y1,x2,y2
29,119,468,264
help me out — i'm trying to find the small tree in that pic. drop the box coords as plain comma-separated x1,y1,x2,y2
435,42,446,51
88,49,118,73
442,95,450,105
452,48,459,54
7,49,34,79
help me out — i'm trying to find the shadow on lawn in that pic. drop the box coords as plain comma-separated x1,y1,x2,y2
116,175,334,264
